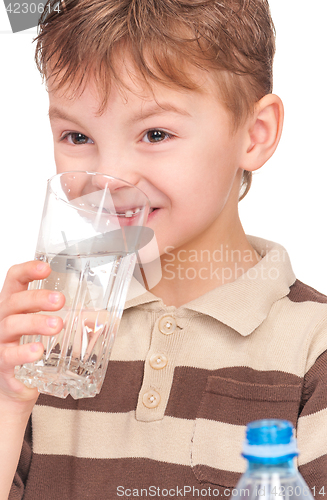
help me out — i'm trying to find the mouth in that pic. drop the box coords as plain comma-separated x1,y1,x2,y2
147,207,160,221
109,206,160,219
117,208,159,217
116,207,141,218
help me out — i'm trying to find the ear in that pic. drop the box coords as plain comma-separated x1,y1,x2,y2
240,94,284,172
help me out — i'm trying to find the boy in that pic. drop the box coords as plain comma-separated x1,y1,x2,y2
0,0,326,498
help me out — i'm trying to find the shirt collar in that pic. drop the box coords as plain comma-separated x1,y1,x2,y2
124,235,296,336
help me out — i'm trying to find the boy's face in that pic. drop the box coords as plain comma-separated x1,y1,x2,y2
48,63,247,258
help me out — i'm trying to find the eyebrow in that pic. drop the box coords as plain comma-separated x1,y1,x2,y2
48,107,87,129
126,102,192,124
48,101,192,128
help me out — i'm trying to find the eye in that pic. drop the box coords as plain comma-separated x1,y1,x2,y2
142,129,172,144
61,132,94,145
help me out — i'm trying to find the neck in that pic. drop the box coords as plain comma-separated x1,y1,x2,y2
149,219,261,308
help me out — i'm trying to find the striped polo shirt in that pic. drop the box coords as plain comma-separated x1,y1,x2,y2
10,235,327,499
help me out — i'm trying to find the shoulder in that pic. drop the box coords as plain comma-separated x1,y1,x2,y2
282,280,327,372
282,279,327,338
288,279,327,304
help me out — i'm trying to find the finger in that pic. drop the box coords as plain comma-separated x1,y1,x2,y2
0,343,44,401
0,313,63,343
0,374,39,402
0,289,65,321
0,342,44,375
0,261,52,299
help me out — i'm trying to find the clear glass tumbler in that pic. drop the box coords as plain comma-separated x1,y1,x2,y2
15,171,152,399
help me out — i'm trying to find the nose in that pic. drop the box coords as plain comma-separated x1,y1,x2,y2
91,151,143,190
90,172,150,213
91,170,141,191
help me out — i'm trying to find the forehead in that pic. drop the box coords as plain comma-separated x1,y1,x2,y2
47,74,235,140
48,80,193,113
47,51,217,116
47,80,233,136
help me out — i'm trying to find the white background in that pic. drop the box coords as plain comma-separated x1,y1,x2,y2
0,1,327,292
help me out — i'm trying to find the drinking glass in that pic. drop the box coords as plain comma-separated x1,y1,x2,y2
15,171,152,399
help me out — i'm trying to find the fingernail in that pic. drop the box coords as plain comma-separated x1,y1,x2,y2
30,343,42,353
36,262,47,271
47,317,58,328
49,293,60,304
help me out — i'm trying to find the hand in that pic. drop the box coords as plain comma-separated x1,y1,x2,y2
0,261,65,409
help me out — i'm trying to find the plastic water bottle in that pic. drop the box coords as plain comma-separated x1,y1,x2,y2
233,419,314,500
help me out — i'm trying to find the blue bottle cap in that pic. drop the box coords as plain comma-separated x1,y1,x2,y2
242,419,299,464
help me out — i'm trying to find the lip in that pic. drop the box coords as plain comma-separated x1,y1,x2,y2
147,207,161,222
113,207,160,226
110,206,142,214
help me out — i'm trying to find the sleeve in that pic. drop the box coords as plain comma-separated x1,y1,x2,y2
8,417,32,500
297,349,327,497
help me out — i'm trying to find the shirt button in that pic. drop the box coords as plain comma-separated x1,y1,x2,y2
142,390,161,409
149,354,168,370
158,315,177,335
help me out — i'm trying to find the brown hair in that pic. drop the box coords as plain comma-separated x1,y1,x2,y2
35,0,276,201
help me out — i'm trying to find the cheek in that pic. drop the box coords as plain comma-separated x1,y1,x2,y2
55,172,93,205
205,136,242,194
54,149,90,174
172,149,240,222
183,141,239,198
54,150,70,173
